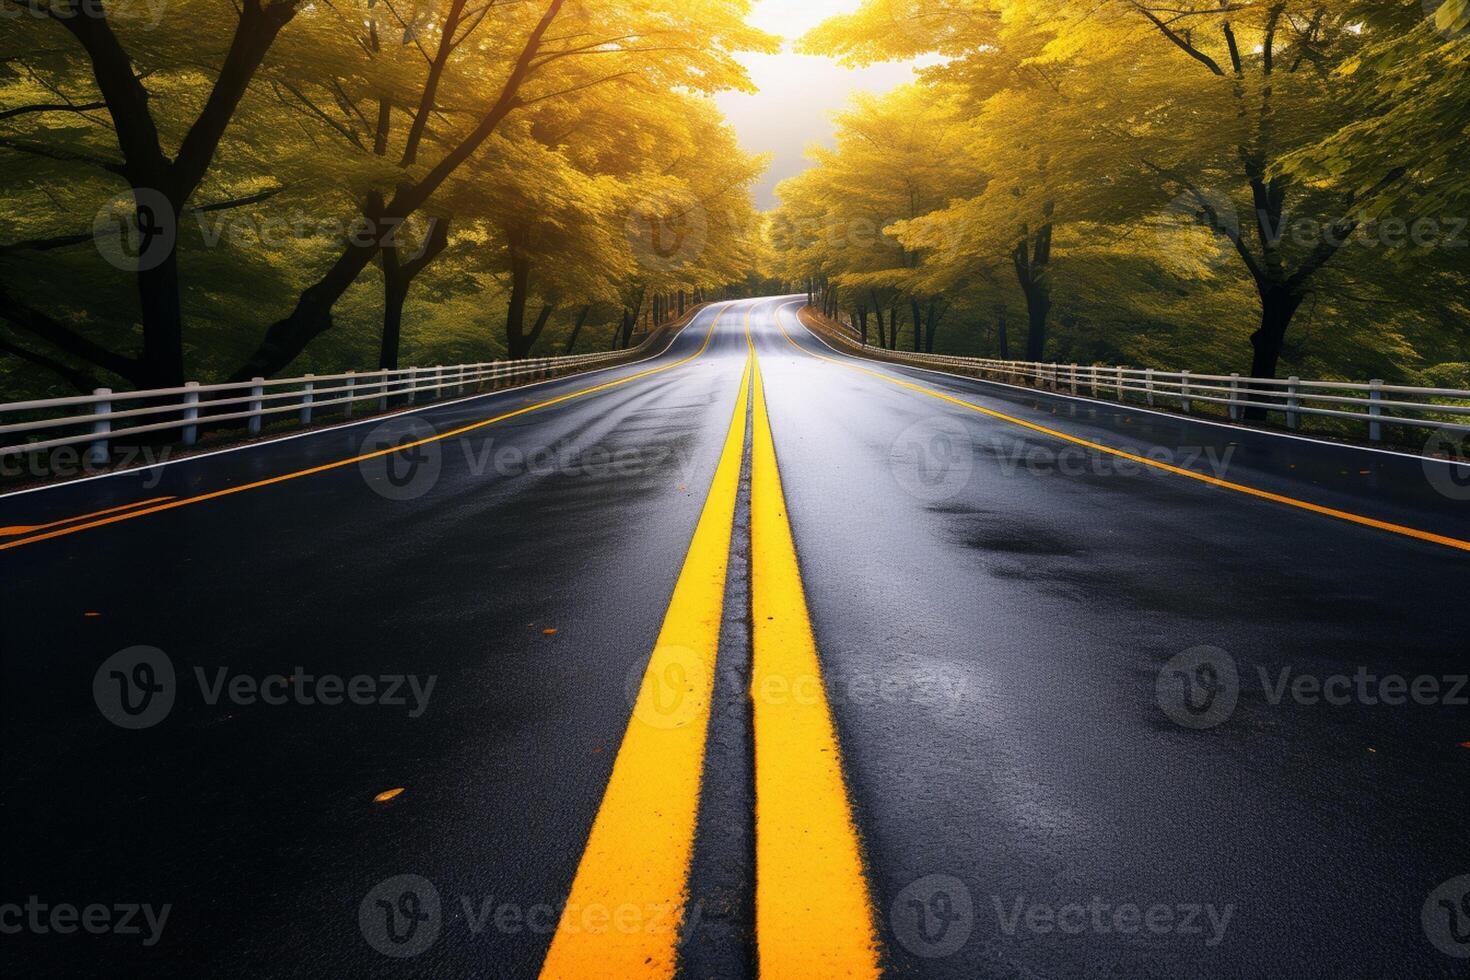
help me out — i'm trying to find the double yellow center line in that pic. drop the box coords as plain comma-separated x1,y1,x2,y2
540,309,881,978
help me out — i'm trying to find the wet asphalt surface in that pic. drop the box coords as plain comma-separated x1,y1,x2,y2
2,296,1468,977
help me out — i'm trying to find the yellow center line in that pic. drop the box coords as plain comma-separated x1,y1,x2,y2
0,496,176,537
0,306,733,553
539,353,752,979
746,310,883,978
775,303,1470,555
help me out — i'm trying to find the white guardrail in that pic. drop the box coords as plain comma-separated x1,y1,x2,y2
0,338,664,467
815,316,1470,448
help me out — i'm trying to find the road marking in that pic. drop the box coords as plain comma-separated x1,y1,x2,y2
539,355,751,979
0,306,734,553
0,496,175,537
774,303,1470,555
746,312,882,978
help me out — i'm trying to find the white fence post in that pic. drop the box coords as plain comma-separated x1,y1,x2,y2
88,388,112,466
1091,365,1099,398
378,371,389,412
300,374,315,425
1369,379,1384,441
248,378,264,435
1145,368,1155,407
434,366,444,399
1180,370,1191,413
1286,377,1300,430
182,381,200,446
1070,364,1078,395
1228,373,1241,421
407,366,418,405
1115,366,1124,400
345,371,356,418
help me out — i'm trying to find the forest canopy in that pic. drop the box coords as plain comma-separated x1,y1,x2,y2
1,0,1467,400
772,0,1470,385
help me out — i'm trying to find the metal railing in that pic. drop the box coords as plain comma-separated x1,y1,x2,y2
0,332,671,467
816,314,1470,445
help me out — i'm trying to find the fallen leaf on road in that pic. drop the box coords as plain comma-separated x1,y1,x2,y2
374,788,405,803
543,628,559,636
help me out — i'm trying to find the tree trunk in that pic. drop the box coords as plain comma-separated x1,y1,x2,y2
1249,287,1303,381
505,245,532,359
378,217,450,371
871,293,887,349
564,304,592,354
379,248,407,370
1011,217,1054,363
525,304,555,357
1243,285,1306,419
620,287,646,349
996,308,1010,360
924,299,939,354
1021,280,1050,362
137,248,185,388
910,298,923,353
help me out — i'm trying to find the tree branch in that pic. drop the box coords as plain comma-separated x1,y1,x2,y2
0,100,107,121
0,334,102,393
1131,2,1227,76
0,285,141,381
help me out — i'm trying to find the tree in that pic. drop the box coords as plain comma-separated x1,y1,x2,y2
769,84,980,352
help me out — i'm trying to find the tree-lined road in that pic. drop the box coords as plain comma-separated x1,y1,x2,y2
2,297,1467,977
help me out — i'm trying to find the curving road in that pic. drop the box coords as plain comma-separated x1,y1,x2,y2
2,296,1467,977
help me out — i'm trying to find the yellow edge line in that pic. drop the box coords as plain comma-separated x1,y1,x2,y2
0,495,176,537
539,354,752,980
778,304,1470,555
0,307,731,553
746,309,882,978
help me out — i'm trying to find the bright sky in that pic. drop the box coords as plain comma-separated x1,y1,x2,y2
714,0,921,210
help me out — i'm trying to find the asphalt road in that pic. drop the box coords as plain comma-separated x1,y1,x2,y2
2,296,1467,978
